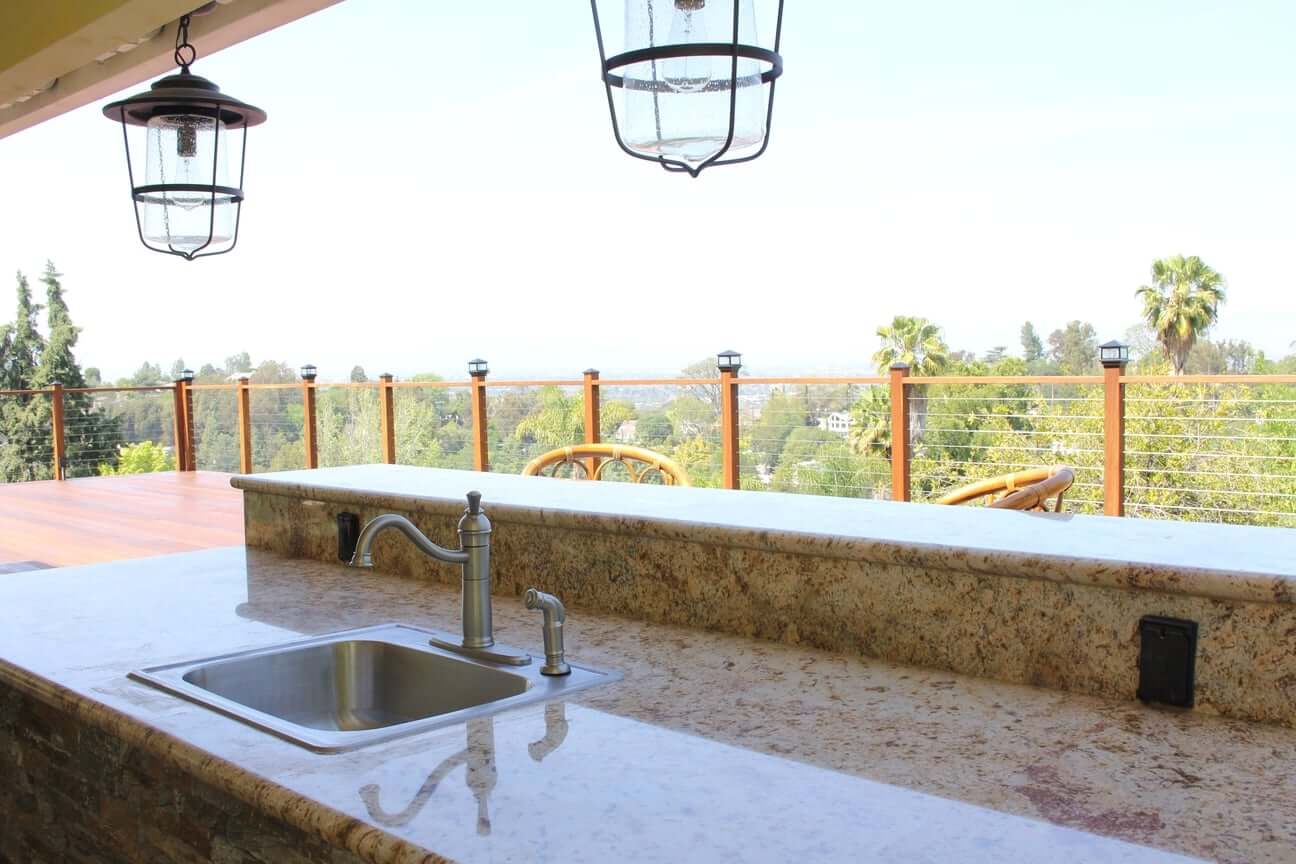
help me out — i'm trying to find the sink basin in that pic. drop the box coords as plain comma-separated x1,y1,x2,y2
130,623,617,752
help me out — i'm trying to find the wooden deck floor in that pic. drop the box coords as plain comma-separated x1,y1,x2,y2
0,471,244,568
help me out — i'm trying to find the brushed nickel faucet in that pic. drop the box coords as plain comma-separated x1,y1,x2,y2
350,491,528,665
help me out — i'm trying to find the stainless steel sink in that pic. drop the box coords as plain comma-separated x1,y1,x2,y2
130,623,618,752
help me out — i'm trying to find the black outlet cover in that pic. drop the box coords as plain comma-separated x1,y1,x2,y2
1137,616,1198,708
337,512,360,563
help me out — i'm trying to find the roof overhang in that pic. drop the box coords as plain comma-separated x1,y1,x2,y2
0,0,342,141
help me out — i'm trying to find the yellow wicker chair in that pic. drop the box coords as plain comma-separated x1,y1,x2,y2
521,444,691,487
935,466,1075,512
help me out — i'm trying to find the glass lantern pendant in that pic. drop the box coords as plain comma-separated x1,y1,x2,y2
102,13,265,260
590,0,784,177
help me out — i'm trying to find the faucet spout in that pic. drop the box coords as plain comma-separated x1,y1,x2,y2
349,514,468,568
347,493,518,661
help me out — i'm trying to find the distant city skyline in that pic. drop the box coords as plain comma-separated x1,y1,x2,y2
2,0,1293,380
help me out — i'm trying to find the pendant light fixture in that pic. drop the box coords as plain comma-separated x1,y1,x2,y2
102,7,266,260
589,0,784,177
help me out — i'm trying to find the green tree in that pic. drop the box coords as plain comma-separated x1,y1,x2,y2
1137,255,1227,375
122,362,165,387
872,316,949,446
848,388,891,459
770,427,878,498
664,395,712,436
4,271,43,390
513,386,583,451
224,352,253,376
600,400,637,438
350,365,368,383
31,262,122,477
32,263,84,389
99,441,173,475
1222,340,1256,375
1186,341,1226,375
1020,322,1045,363
0,272,48,481
491,389,540,439
748,389,807,470
1047,320,1099,374
680,357,721,414
635,412,672,447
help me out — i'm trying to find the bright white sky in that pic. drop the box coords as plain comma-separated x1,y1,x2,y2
1,0,1294,380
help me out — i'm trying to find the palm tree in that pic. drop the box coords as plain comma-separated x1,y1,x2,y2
848,388,891,459
1136,256,1226,375
872,316,949,448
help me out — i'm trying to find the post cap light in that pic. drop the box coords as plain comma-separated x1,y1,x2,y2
468,359,490,377
590,0,785,177
1099,340,1130,367
179,368,195,382
717,349,742,372
300,364,318,381
102,12,265,261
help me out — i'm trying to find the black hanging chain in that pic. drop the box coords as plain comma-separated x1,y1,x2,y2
174,15,197,71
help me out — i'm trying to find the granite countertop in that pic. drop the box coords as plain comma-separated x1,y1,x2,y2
233,466,1296,605
3,548,1295,863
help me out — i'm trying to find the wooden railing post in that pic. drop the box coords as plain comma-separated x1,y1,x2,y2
379,373,396,465
469,360,489,472
182,373,197,470
236,377,253,474
1101,351,1129,516
235,375,252,474
718,350,741,490
50,382,66,480
889,363,911,502
300,371,319,469
171,380,190,473
583,368,601,478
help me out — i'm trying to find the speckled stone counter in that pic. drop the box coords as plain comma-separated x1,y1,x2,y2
233,465,1296,727
7,548,1295,863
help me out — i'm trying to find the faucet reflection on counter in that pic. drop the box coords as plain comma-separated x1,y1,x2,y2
528,703,569,763
359,716,497,832
359,704,572,833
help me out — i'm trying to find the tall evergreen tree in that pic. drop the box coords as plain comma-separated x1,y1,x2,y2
0,271,49,480
1020,322,1044,363
32,262,84,389
5,271,43,390
30,262,121,477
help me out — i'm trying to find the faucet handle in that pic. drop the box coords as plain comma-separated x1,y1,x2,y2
466,490,483,515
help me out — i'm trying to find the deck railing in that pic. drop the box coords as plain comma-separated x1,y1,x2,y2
4,363,1295,528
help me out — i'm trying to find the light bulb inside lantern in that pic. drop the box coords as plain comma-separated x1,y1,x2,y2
141,111,235,254
176,119,198,159
663,0,712,93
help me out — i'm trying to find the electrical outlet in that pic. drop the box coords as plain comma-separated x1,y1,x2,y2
1137,616,1198,708
337,512,360,563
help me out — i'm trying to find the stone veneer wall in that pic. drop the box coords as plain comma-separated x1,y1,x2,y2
0,680,369,864
244,491,1296,728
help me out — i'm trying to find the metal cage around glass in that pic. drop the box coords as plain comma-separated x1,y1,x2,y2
590,0,784,177
104,70,265,261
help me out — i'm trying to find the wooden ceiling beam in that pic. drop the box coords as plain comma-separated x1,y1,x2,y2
0,0,342,141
